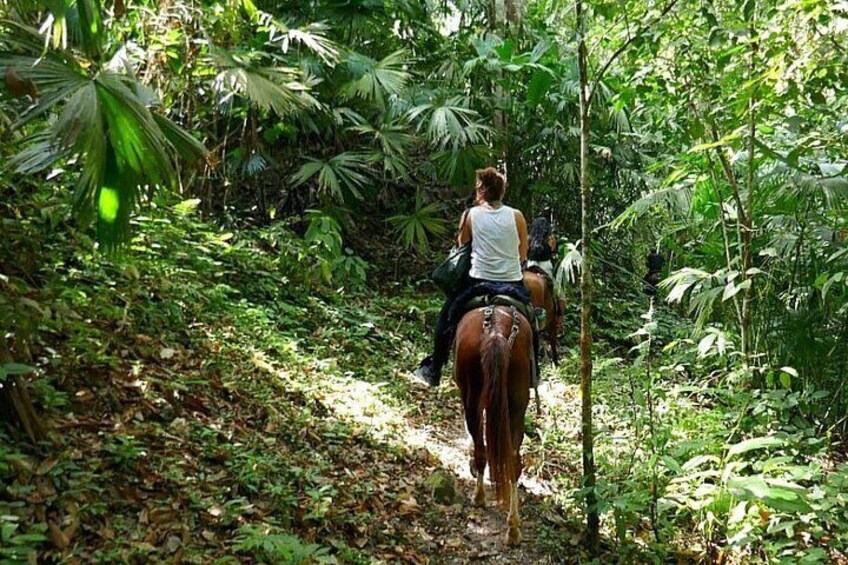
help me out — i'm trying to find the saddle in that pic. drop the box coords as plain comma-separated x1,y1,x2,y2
461,293,535,325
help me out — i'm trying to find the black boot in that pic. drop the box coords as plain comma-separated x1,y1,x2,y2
411,356,441,388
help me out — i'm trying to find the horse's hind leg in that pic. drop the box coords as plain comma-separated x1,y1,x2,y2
474,467,486,507
548,320,560,366
505,481,522,546
464,402,487,506
506,376,529,546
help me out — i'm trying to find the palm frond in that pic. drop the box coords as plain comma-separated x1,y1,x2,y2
4,58,206,248
349,119,412,177
660,267,738,327
291,152,372,202
0,54,89,127
7,130,65,174
341,50,410,107
612,175,694,229
431,144,490,187
407,96,490,149
259,16,339,65
796,173,848,211
210,48,317,116
152,113,207,163
387,193,447,253
555,242,582,289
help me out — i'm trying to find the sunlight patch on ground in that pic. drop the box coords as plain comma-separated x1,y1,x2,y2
253,345,571,501
319,365,571,501
320,369,478,481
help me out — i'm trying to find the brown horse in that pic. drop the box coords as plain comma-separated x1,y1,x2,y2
454,304,532,546
522,269,562,366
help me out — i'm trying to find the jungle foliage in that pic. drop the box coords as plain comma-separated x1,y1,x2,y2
2,0,848,563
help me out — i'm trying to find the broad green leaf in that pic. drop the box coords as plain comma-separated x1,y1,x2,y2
727,475,770,499
727,436,784,458
527,70,552,107
0,363,35,381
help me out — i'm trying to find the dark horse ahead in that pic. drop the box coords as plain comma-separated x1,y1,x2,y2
454,303,532,546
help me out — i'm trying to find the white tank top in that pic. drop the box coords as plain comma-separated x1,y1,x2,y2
468,204,522,282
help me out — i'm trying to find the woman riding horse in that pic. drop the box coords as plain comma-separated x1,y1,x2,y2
412,167,529,387
414,167,534,545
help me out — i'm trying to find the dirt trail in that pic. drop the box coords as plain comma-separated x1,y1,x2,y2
397,377,580,564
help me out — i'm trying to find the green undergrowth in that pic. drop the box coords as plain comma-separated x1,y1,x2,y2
2,198,447,563
4,197,848,564
534,302,848,564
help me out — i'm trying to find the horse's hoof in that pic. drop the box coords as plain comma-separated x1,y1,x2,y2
473,492,486,507
505,528,522,546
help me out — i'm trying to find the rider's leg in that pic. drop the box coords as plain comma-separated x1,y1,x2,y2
413,298,452,386
428,301,454,384
414,278,482,386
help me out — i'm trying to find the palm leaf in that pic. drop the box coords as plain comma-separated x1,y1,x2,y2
210,48,317,116
431,144,490,187
291,152,372,202
259,16,339,64
407,96,489,149
387,193,448,253
612,174,694,229
341,50,410,107
4,63,206,248
349,119,412,177
0,54,90,127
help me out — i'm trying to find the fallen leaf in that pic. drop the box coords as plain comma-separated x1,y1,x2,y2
398,495,421,516
36,456,60,476
48,522,69,550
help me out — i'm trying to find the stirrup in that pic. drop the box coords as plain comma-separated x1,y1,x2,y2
534,307,547,330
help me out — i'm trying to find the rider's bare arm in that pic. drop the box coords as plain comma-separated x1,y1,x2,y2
458,210,471,246
515,211,528,262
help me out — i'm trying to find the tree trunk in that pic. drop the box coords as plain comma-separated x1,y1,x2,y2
0,334,45,441
741,7,758,367
576,0,599,553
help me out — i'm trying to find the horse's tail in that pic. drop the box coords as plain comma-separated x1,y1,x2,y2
479,322,515,505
